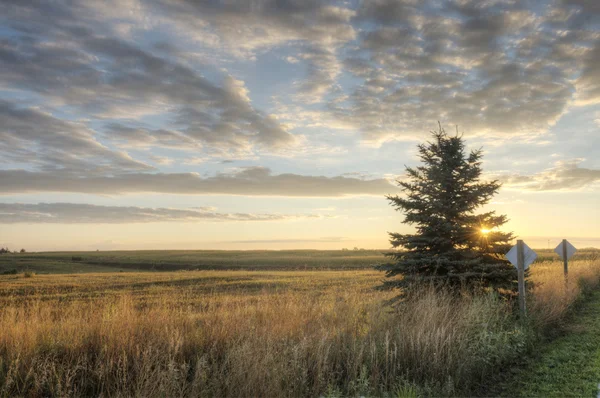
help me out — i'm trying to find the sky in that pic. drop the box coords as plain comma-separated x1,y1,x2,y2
1,0,599,251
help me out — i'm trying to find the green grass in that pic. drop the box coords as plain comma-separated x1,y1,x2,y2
0,249,388,274
493,288,600,397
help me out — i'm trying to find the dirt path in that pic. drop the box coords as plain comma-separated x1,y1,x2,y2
497,289,600,397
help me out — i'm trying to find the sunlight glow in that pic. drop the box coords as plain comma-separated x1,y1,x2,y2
480,228,491,235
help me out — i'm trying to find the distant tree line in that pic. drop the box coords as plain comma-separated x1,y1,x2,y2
0,248,26,254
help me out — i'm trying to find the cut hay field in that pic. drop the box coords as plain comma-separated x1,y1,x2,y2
0,249,388,274
1,248,598,274
0,250,599,397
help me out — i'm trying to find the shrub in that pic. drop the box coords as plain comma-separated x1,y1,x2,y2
2,269,18,275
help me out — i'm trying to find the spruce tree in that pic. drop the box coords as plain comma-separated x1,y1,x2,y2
378,124,517,294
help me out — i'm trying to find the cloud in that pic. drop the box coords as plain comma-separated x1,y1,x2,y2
0,202,326,224
0,2,296,156
1,0,600,185
151,0,356,56
103,124,198,150
295,46,343,103
149,155,174,166
1,0,358,115
0,167,397,197
149,1,354,103
0,101,152,173
500,159,600,191
574,40,600,105
326,0,597,144
229,237,350,244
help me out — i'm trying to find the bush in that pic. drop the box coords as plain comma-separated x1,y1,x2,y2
71,256,83,262
2,269,18,275
23,271,34,278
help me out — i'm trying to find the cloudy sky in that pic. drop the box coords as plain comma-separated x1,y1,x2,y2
1,0,599,251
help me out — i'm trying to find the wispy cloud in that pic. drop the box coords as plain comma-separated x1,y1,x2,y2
0,167,397,197
229,237,350,244
0,203,328,224
500,159,600,191
0,101,152,173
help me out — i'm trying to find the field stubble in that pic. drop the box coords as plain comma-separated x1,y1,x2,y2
1,255,599,397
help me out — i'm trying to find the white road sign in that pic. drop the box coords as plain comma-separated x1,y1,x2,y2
506,242,537,270
555,240,577,261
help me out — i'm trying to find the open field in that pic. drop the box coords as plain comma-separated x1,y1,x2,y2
0,250,388,274
1,254,600,397
1,248,598,274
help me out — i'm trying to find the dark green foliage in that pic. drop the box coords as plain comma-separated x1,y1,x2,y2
378,124,517,294
2,269,18,275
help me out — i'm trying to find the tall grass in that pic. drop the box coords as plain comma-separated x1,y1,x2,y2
0,259,599,397
529,257,600,328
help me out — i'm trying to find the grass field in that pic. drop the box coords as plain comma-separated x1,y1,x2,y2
0,250,599,397
0,249,388,274
1,248,598,274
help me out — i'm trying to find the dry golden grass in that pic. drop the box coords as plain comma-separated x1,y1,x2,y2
529,256,600,328
0,259,599,397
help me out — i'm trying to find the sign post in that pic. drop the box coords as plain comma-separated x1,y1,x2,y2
562,239,568,277
506,240,537,317
517,240,526,315
554,239,577,289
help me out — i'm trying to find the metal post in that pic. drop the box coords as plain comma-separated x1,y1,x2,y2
517,240,526,316
563,239,569,290
562,239,568,276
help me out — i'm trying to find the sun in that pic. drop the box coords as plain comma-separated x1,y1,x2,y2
480,228,491,235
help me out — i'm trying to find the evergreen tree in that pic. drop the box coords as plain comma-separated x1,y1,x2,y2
377,124,517,295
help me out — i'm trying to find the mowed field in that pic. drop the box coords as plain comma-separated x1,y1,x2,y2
0,249,389,274
0,249,599,397
2,248,598,274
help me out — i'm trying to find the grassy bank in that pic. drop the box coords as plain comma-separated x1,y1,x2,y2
492,288,600,397
0,256,599,397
